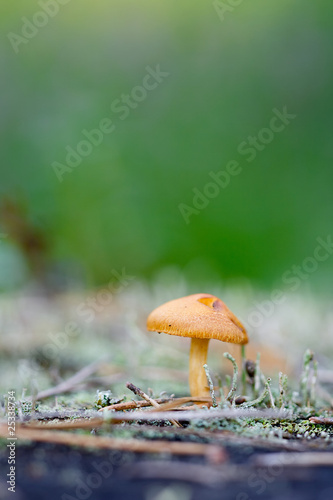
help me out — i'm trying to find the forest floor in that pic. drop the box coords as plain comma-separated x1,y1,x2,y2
0,288,333,499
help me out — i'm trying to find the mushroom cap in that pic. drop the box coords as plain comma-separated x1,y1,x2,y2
147,293,248,344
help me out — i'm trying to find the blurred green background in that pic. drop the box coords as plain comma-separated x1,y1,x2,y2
1,0,332,292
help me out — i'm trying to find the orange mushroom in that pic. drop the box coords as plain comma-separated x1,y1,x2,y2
147,293,248,397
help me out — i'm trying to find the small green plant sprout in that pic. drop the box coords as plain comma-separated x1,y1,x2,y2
278,372,289,408
203,364,217,407
19,399,34,415
223,352,238,405
220,374,233,407
310,359,318,407
225,374,231,389
254,352,261,398
95,390,123,409
266,378,276,408
239,377,272,408
216,374,225,407
300,349,316,407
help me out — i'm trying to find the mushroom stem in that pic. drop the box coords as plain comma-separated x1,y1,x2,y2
189,338,210,397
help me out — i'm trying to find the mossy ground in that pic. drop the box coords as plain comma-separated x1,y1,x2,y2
1,290,333,461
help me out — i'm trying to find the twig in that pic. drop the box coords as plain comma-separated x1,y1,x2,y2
253,451,333,467
98,397,173,412
147,396,212,412
125,383,165,408
10,421,329,452
98,396,211,413
203,365,217,407
0,424,224,461
126,382,181,428
223,353,238,404
33,360,103,401
300,349,314,406
309,416,333,425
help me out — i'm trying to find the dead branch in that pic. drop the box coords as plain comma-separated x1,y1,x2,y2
33,360,103,401
126,382,181,428
0,424,225,461
98,397,173,412
309,416,333,425
253,451,333,467
98,396,211,412
8,420,330,453
149,396,212,412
